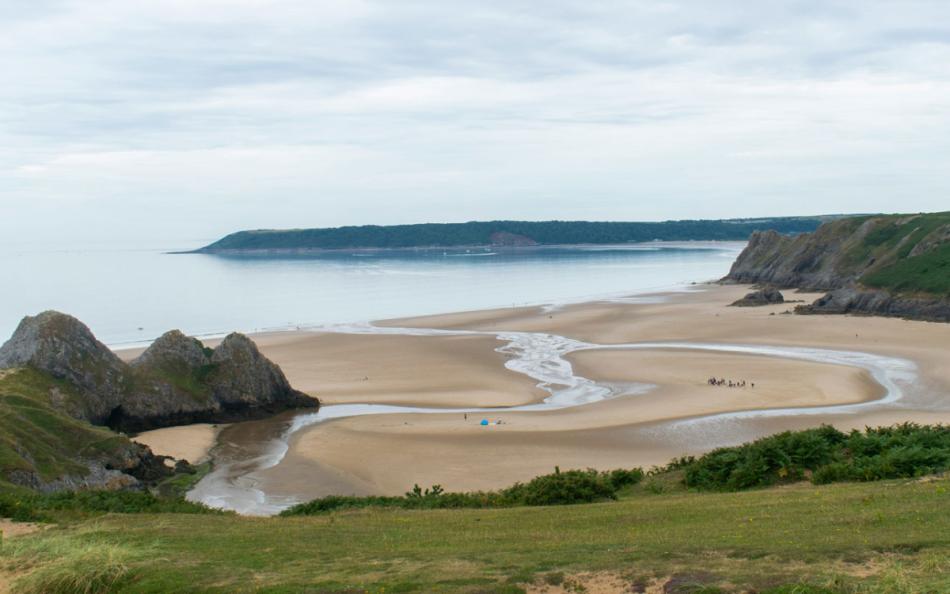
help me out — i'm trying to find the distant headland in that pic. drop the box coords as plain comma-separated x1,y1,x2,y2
190,216,843,253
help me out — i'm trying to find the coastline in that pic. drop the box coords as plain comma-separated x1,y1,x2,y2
181,240,746,256
134,283,950,513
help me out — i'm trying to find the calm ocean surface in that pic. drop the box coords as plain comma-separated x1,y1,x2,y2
1,241,744,346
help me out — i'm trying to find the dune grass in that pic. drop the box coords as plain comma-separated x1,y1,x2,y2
3,475,949,593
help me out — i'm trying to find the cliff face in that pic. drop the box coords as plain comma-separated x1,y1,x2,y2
0,311,129,423
0,312,318,432
726,217,879,290
725,212,950,322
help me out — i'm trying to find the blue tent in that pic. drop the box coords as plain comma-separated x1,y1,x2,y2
480,419,489,426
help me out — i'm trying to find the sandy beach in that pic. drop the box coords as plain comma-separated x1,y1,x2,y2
134,284,950,502
134,424,221,464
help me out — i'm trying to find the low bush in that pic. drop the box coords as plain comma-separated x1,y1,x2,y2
504,468,620,506
0,489,220,521
280,466,644,516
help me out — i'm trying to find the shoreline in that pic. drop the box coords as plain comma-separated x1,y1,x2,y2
181,240,748,256
133,283,950,514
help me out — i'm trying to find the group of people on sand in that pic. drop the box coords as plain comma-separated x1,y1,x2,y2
707,377,754,388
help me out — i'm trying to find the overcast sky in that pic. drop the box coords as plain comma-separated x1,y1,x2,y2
2,1,949,246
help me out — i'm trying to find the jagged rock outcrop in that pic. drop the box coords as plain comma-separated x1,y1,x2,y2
132,329,210,370
796,287,950,322
724,212,950,322
0,311,129,423
0,313,317,490
208,333,314,411
730,288,784,307
0,313,319,434
109,331,316,432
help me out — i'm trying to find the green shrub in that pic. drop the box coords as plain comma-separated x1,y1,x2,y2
504,468,618,506
280,467,643,516
684,424,950,491
606,468,645,489
0,489,220,521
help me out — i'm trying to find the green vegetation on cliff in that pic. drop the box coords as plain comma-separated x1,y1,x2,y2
862,241,950,296
728,211,950,297
0,369,133,486
197,217,828,252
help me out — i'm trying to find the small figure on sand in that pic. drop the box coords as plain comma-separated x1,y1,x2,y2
707,377,754,389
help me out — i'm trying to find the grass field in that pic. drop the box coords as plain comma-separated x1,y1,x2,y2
3,474,949,593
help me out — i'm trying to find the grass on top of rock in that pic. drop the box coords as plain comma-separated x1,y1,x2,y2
845,211,950,296
861,241,950,296
280,467,644,516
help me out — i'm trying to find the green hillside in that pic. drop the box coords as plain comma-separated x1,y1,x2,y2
196,217,829,252
3,475,949,593
858,213,950,296
0,369,134,486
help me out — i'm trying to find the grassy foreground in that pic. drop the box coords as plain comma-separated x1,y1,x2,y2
3,475,949,593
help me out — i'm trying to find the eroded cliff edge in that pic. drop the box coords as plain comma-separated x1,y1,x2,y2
724,212,950,322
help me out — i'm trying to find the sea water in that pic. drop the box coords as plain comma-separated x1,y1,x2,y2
0,240,743,346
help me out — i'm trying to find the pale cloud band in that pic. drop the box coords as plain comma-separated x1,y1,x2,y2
2,1,949,244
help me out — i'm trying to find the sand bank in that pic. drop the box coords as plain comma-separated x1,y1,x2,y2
248,331,545,407
134,424,220,464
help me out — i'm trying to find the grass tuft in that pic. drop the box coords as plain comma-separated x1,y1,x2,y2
4,529,150,594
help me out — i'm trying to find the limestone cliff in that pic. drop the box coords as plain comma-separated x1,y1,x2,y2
0,311,129,423
724,212,950,322
112,330,316,432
